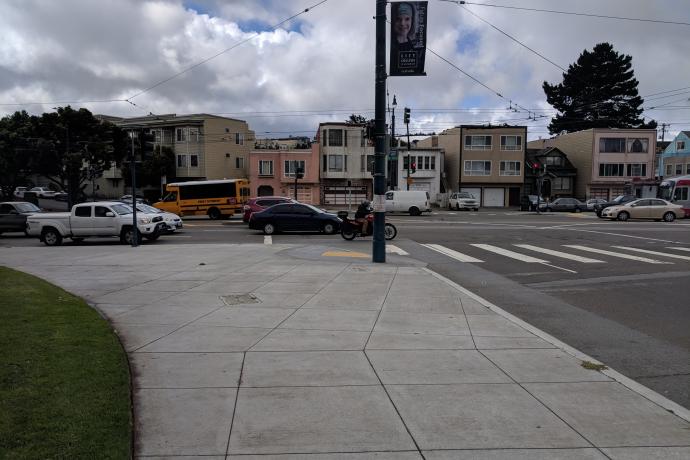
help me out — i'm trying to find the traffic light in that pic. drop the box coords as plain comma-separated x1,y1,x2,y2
410,161,416,174
295,167,304,179
140,131,156,158
403,107,410,124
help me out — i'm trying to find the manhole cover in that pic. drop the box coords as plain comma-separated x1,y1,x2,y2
221,294,261,306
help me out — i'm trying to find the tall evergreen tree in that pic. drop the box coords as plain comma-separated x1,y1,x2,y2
543,42,655,134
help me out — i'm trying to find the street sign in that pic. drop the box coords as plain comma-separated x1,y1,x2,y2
389,148,398,160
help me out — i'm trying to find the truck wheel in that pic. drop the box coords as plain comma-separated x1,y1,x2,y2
208,207,221,220
409,206,421,216
42,228,63,246
120,227,141,245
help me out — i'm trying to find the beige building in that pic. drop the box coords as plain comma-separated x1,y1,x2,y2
528,128,657,200
416,126,460,193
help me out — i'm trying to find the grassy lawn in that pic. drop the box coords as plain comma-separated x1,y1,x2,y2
0,267,132,459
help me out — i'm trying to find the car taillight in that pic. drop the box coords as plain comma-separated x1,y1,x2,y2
243,205,250,211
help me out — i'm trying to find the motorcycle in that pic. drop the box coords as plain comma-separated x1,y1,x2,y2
338,210,397,240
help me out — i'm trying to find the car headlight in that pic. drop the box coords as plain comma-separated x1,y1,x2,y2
138,216,152,224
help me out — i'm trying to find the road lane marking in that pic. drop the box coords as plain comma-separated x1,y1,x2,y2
560,228,681,244
321,250,369,258
264,236,272,245
564,245,671,264
471,244,549,263
612,246,690,261
514,244,605,263
386,244,409,255
421,244,483,262
668,247,690,253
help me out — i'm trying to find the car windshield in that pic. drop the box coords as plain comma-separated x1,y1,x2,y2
137,204,162,213
611,195,626,203
458,193,474,198
15,203,41,212
111,204,133,215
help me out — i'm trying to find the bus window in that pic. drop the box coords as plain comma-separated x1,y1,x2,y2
163,192,177,202
674,187,689,201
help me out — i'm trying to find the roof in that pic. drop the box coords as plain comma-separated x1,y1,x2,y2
167,179,246,187
460,124,527,130
99,113,248,128
681,131,690,138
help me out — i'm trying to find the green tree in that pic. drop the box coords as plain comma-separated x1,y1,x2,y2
121,144,175,194
0,111,37,199
346,114,368,124
543,42,655,134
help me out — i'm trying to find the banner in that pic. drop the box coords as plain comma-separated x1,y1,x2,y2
390,1,428,76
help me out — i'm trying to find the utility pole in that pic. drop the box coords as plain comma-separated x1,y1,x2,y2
404,107,411,190
390,95,397,189
372,0,387,263
130,130,139,247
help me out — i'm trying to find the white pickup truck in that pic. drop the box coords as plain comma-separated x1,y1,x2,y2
26,201,167,246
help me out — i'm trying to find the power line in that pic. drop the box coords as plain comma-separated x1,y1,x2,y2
440,1,690,27
0,98,128,107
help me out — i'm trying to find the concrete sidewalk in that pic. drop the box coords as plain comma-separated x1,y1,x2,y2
2,243,689,459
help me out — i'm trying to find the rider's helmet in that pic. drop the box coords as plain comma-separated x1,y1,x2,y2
360,200,371,207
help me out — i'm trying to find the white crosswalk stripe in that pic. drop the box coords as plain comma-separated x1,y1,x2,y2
667,247,690,253
422,244,484,262
513,244,605,263
612,246,690,261
563,245,671,264
264,235,272,245
386,244,409,255
471,244,548,263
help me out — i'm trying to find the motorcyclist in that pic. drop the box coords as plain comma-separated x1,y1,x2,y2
355,200,371,235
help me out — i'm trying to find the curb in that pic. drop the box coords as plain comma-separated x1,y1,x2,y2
422,267,690,424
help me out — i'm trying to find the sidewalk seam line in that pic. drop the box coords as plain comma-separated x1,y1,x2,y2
224,351,246,456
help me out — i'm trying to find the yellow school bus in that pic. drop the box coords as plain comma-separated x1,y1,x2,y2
154,179,250,219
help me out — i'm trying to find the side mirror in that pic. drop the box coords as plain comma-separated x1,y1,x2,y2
105,212,115,217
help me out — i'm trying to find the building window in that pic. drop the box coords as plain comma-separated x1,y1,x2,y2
665,164,674,176
328,154,345,172
627,138,648,153
190,155,199,167
464,135,492,150
424,156,430,169
599,138,626,153
678,141,686,150
235,157,244,169
430,156,436,170
464,160,491,176
431,136,439,148
686,163,690,175
151,129,161,143
500,161,521,176
188,127,199,142
259,160,274,176
284,160,306,177
176,128,186,142
544,156,563,166
361,155,374,173
328,129,344,147
177,154,187,167
676,164,683,175
323,155,327,172
626,163,647,177
235,133,244,145
500,135,522,151
552,177,571,190
598,163,625,176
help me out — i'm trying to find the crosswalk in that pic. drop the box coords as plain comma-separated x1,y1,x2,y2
420,242,690,269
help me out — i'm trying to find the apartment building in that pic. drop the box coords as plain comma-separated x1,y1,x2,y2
416,127,460,192
317,122,374,205
659,131,690,178
248,145,320,204
458,125,527,207
528,128,657,200
397,148,445,202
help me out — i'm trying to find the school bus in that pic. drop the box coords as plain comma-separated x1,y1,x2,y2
154,179,250,219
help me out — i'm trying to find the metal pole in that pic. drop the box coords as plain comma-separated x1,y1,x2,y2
406,123,411,191
294,161,298,200
391,98,396,189
131,131,138,247
372,0,386,263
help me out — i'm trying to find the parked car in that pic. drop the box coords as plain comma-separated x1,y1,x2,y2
119,194,149,204
29,187,59,198
601,198,684,222
448,192,479,211
248,203,341,235
594,194,637,217
0,201,42,235
13,187,29,199
384,190,431,216
133,203,183,233
26,201,166,246
541,197,586,212
243,196,295,223
586,198,608,211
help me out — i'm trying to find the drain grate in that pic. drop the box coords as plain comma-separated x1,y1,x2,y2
221,294,261,306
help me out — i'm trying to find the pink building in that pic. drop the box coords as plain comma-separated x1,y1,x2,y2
248,146,320,204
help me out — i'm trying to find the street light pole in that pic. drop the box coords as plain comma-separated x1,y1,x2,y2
372,0,387,263
390,95,397,189
130,130,139,247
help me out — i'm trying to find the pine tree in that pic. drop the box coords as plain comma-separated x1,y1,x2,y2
543,43,655,134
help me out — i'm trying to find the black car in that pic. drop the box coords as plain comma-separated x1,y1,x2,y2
248,203,341,235
541,197,586,212
0,201,42,235
594,195,637,217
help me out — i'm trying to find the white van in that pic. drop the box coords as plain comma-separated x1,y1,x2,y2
385,190,431,215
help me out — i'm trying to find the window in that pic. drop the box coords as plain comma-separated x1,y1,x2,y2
686,164,690,175
75,206,91,217
323,155,327,172
328,155,345,172
674,187,689,201
424,156,430,169
676,164,683,175
626,163,647,177
665,164,674,176
366,155,375,173
235,157,244,169
464,160,491,176
500,161,521,176
235,133,244,145
322,130,327,146
94,206,110,217
188,127,199,142
500,135,522,151
627,138,648,153
552,177,571,190
676,141,685,150
386,191,394,200
284,160,306,177
599,138,626,153
418,156,424,170
465,135,492,150
430,156,436,170
151,129,161,142
259,160,274,176
177,154,187,167
599,163,625,176
190,155,199,167
544,156,563,166
176,128,186,142
328,129,344,147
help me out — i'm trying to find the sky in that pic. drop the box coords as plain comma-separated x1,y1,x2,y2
1,0,689,142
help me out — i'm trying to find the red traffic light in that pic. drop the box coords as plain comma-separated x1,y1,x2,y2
533,162,540,169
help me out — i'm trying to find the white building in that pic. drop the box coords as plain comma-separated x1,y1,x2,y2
396,148,445,204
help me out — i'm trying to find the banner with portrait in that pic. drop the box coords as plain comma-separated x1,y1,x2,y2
390,1,428,76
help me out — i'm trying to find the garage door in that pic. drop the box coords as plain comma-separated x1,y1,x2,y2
460,187,481,202
483,188,505,207
410,182,430,191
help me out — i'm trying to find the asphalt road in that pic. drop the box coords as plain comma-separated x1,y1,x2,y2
3,209,690,409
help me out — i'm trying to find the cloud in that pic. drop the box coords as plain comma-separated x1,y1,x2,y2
0,0,689,140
